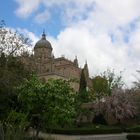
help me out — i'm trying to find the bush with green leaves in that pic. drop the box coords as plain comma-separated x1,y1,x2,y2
18,75,76,132
45,126,122,135
6,110,29,129
0,123,26,140
125,125,140,133
127,134,140,140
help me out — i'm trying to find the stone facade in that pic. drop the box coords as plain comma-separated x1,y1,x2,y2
22,32,91,91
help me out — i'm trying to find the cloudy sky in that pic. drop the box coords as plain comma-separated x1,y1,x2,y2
1,0,140,87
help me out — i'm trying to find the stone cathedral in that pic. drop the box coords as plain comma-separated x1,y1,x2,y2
23,32,91,91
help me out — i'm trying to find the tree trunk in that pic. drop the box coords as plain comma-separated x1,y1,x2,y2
34,129,39,140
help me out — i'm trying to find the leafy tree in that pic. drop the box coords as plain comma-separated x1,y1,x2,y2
132,90,140,121
17,75,76,138
91,69,124,100
6,110,29,129
77,69,89,103
79,69,87,93
17,75,46,138
133,70,140,90
0,53,31,120
101,69,124,95
0,20,31,56
131,71,140,121
92,76,108,100
43,79,76,128
0,20,32,121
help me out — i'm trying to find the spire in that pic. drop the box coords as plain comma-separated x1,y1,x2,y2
84,60,87,68
42,29,46,40
84,60,89,78
74,56,78,67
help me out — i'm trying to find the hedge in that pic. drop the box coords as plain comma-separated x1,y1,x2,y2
45,127,123,135
127,134,140,140
24,138,44,140
125,125,140,133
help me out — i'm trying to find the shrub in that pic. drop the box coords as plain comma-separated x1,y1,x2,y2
24,136,55,140
125,125,140,133
127,134,140,140
0,123,25,140
45,127,122,135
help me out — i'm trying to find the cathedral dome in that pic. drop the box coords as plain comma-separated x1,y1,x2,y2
34,32,52,50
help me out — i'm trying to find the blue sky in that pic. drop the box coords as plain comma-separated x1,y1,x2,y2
0,0,63,36
1,0,140,87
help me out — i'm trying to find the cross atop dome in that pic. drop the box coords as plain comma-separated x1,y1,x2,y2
42,29,46,40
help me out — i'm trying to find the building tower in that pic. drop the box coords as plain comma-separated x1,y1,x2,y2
74,56,79,67
34,32,53,62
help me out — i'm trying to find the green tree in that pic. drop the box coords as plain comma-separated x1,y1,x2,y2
17,75,46,138
132,70,140,121
18,75,76,138
78,69,89,103
92,76,108,100
101,69,123,95
0,20,31,121
79,69,87,93
91,69,124,100
133,70,140,89
0,54,31,121
43,79,76,128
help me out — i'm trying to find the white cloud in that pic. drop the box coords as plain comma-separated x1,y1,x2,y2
15,0,40,18
14,0,140,87
17,28,39,46
15,0,140,24
129,22,140,58
48,26,138,87
95,0,140,25
34,10,50,24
